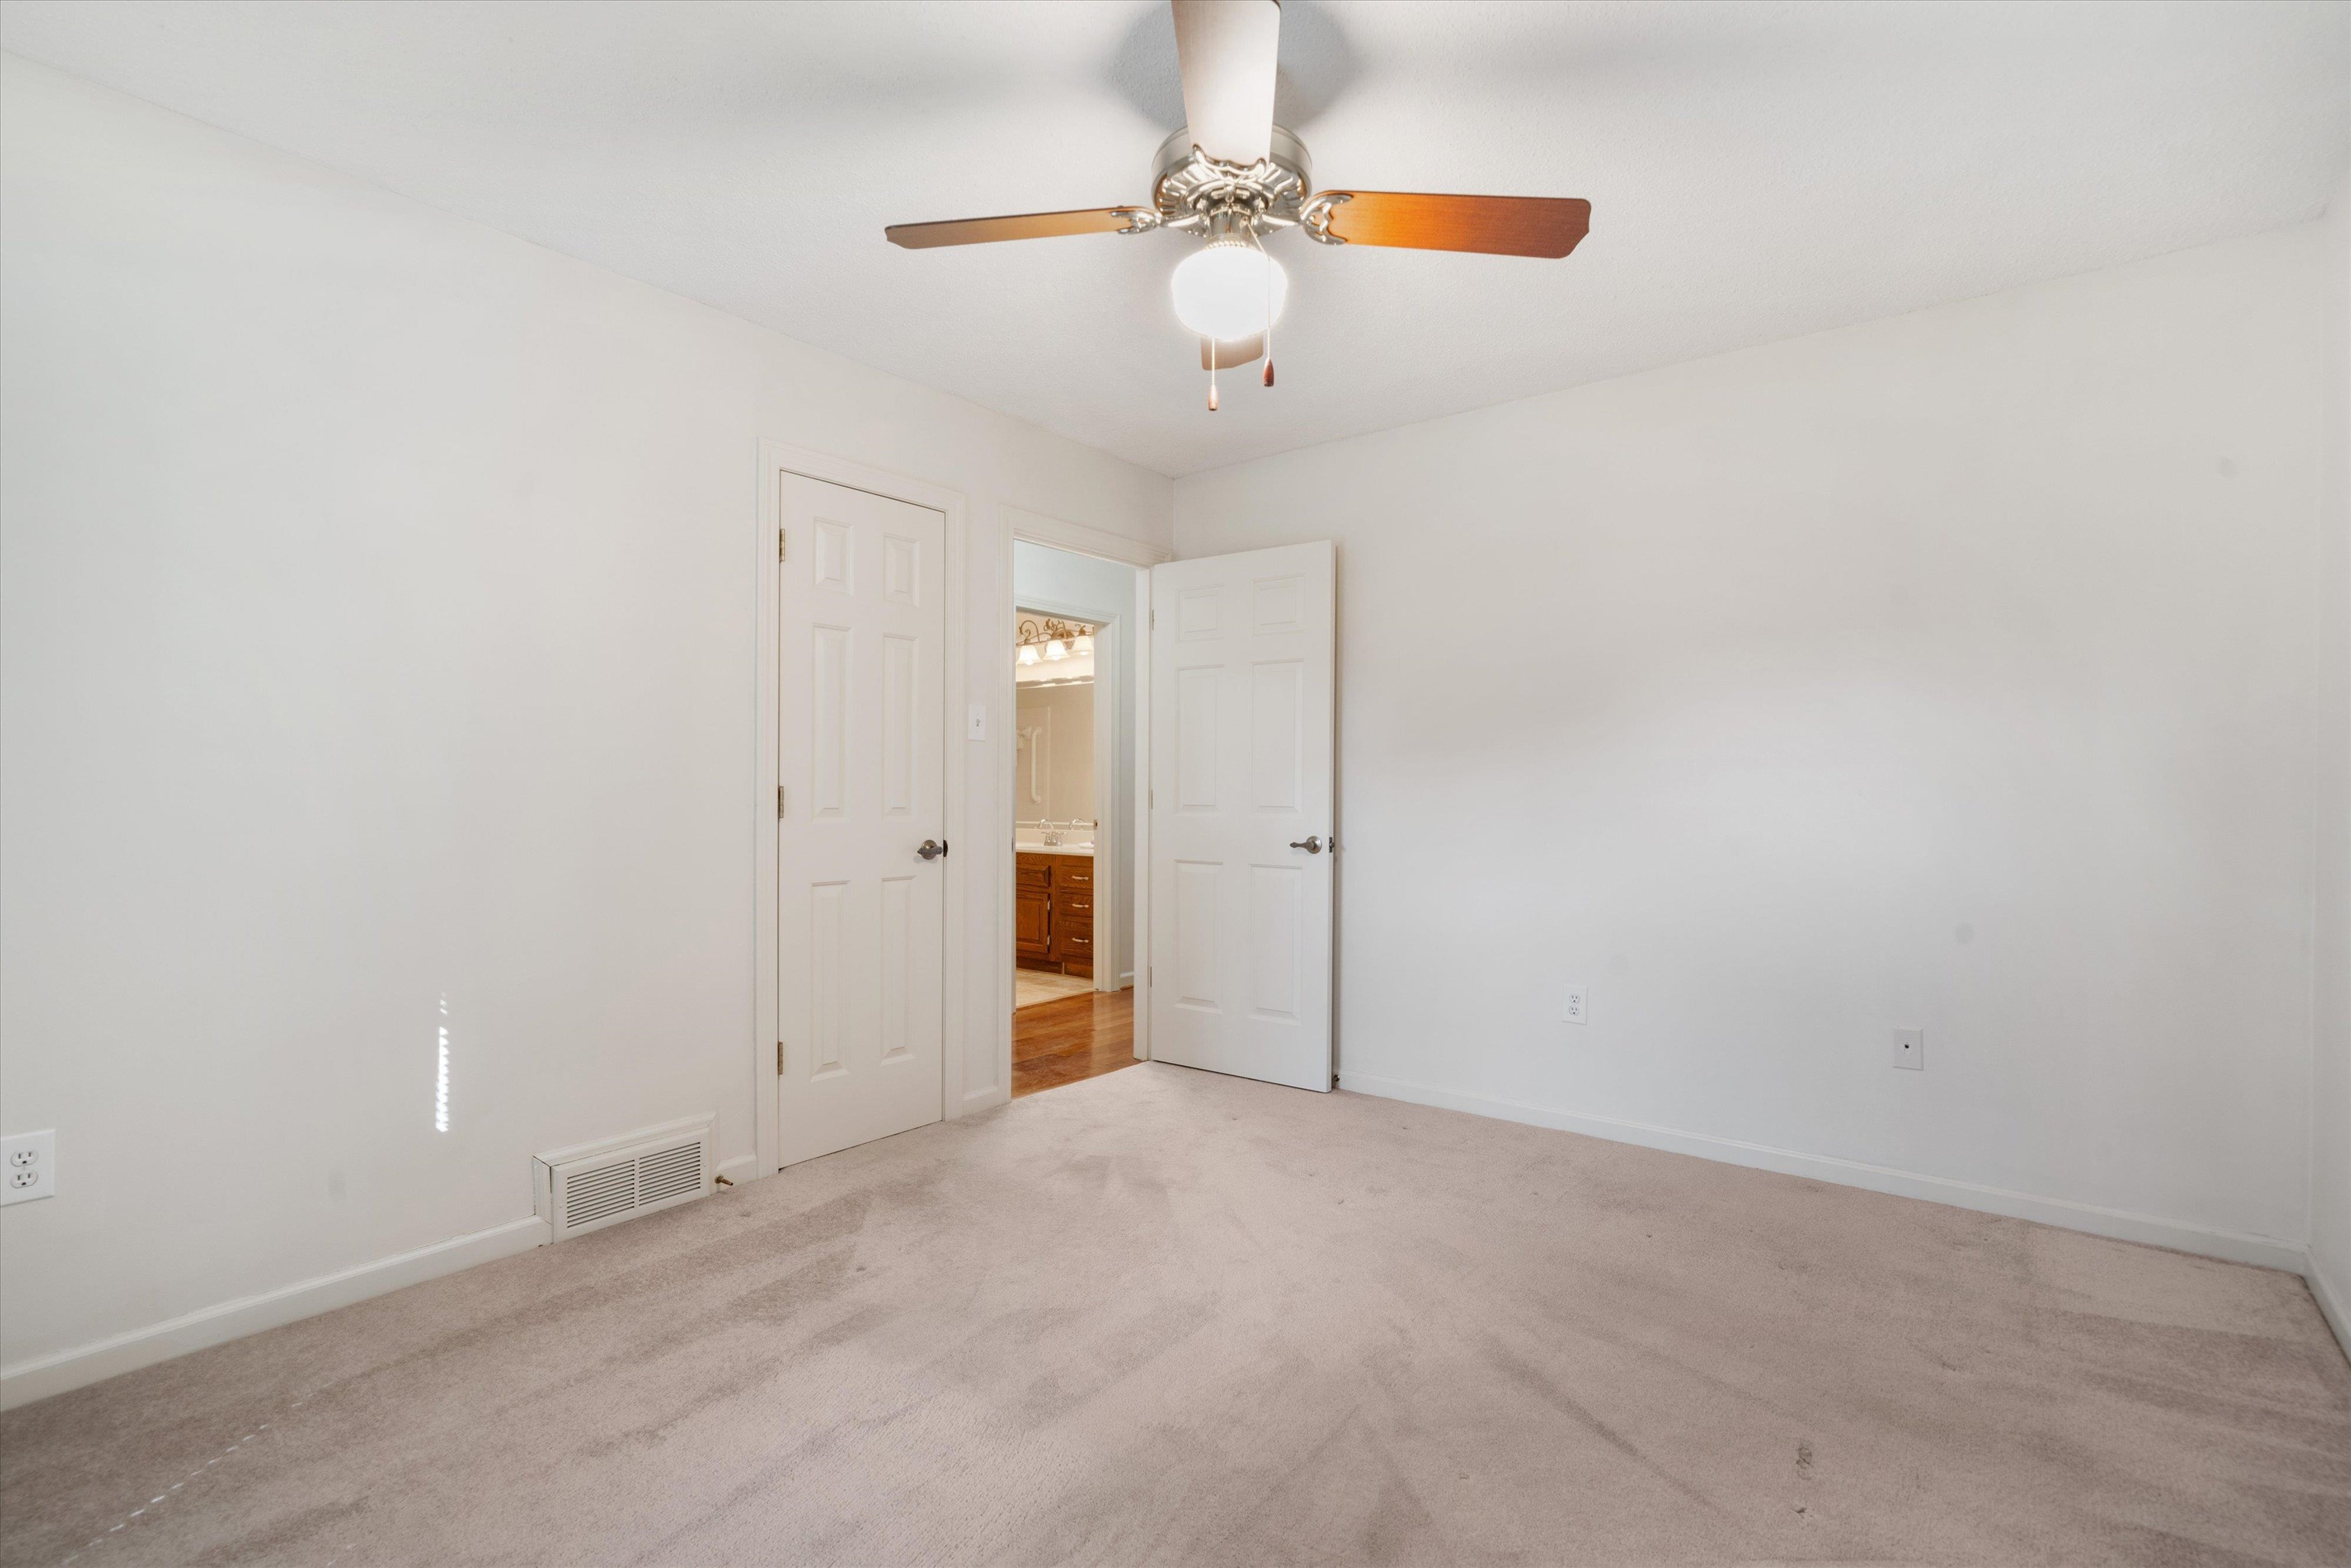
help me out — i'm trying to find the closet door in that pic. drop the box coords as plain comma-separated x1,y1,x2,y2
776,473,947,1163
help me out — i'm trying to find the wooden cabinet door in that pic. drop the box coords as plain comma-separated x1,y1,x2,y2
1015,854,1054,963
1016,882,1053,962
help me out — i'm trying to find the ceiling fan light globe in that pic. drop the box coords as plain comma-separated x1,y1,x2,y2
1171,240,1287,342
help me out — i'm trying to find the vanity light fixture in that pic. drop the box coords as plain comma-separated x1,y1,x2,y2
1016,615,1098,674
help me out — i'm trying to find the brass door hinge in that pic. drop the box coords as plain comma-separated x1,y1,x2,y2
776,1040,785,1074
778,528,787,562
777,785,786,818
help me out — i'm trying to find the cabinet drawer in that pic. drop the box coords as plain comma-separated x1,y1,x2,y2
1059,864,1094,890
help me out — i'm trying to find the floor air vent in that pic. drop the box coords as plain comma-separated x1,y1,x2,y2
533,1114,714,1241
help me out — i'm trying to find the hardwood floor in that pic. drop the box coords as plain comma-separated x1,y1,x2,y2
1012,988,1136,1098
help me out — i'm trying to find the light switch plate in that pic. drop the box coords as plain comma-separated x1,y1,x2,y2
2,1130,55,1205
1564,985,1589,1025
1893,1028,1925,1071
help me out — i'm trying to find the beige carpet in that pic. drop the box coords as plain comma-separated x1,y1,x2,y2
3,1064,2346,1567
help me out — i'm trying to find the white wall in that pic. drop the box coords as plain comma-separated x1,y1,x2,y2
2314,170,2351,1343
1177,224,2331,1264
0,55,1169,1397
1013,541,1140,983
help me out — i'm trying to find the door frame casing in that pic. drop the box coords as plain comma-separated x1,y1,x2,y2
1001,507,1171,1084
755,442,970,1177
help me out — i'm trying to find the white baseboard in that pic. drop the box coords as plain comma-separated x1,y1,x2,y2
1339,1071,2308,1275
2309,1253,2351,1364
0,1214,548,1412
716,1153,761,1185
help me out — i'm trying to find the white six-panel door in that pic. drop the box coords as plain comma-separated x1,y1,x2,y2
777,473,947,1165
1148,540,1335,1091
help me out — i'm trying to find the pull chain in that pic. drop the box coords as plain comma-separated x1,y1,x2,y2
1208,337,1219,412
1263,236,1276,387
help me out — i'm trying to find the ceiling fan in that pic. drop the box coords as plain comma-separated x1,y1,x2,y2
884,0,1591,409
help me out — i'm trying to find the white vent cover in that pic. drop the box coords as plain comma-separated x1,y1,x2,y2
533,1114,713,1242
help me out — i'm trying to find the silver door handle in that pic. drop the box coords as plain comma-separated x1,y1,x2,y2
916,839,948,861
1289,836,1322,854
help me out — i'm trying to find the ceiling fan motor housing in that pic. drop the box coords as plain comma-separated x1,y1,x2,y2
1149,125,1319,240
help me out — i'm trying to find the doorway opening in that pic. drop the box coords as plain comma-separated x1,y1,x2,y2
1010,540,1140,1097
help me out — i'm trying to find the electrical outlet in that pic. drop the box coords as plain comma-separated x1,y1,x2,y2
1893,1028,1925,1071
1564,985,1589,1025
0,1130,55,1205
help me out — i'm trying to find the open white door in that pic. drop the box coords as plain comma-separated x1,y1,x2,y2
777,473,947,1165
1147,540,1335,1091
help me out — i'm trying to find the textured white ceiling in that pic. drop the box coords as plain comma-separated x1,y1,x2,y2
3,1,2345,477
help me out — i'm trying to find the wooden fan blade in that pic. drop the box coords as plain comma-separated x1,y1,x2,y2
885,208,1143,249
1172,0,1280,166
1320,193,1591,259
1201,334,1264,370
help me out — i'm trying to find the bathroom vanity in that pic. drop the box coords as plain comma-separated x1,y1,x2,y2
1015,849,1093,977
